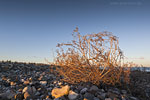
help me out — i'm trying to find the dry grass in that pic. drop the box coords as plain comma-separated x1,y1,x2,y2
52,27,131,85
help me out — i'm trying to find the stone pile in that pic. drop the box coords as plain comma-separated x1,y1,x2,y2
0,61,142,100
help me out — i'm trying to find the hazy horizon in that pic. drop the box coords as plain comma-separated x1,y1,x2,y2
0,0,150,66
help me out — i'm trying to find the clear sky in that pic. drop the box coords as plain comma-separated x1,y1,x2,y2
0,0,150,66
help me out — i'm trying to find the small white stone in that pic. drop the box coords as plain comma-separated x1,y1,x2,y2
40,81,47,86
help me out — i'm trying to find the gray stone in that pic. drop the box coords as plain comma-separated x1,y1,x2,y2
129,96,138,100
35,91,40,96
121,90,127,94
97,93,106,100
0,90,16,99
80,88,88,94
84,92,95,100
89,85,99,92
107,92,118,99
93,97,100,100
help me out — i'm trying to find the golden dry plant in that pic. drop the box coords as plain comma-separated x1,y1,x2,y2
53,27,131,85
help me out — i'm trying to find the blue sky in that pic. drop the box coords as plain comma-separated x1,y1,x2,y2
0,0,150,66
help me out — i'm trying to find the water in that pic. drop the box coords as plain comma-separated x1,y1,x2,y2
131,67,150,72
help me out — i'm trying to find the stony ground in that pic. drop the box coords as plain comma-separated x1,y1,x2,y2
0,61,149,100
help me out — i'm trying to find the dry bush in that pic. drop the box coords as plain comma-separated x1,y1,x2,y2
53,28,131,85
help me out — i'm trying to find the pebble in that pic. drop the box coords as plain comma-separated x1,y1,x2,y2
84,92,95,100
51,85,70,98
24,92,31,99
89,85,99,92
105,98,112,100
68,90,79,100
40,81,47,86
80,88,88,94
0,61,144,100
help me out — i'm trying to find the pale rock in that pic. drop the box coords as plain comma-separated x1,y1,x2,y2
80,88,88,94
58,82,62,86
129,96,138,100
105,98,112,100
22,86,36,94
10,81,16,87
68,90,79,100
22,86,32,93
21,79,25,82
121,90,127,94
51,85,70,98
40,81,47,86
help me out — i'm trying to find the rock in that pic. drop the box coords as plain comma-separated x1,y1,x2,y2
0,93,8,100
68,90,79,100
54,96,66,100
113,98,120,100
121,96,126,100
51,85,70,98
2,81,10,87
84,92,95,100
40,81,47,86
22,86,36,94
97,93,106,100
18,88,23,92
32,86,36,93
129,96,139,100
23,86,31,93
0,90,16,99
35,91,40,96
105,98,112,100
89,85,99,92
121,90,127,94
7,92,16,99
10,81,16,86
58,81,63,86
80,88,88,94
100,89,105,92
7,90,16,99
111,89,120,95
46,98,52,100
38,76,43,81
107,92,118,99
93,97,100,100
14,93,24,100
24,92,31,99
23,80,30,85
